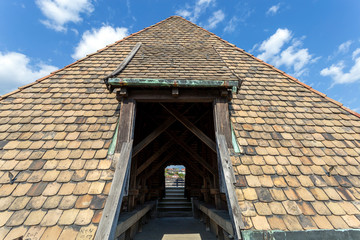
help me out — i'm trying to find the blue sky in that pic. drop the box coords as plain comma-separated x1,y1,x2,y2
1,0,360,112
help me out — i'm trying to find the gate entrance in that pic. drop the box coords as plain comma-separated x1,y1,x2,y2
165,165,185,188
96,99,243,240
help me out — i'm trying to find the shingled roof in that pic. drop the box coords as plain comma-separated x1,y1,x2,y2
1,16,360,239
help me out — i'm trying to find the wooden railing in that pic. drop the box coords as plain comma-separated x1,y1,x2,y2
115,201,156,239
193,199,234,240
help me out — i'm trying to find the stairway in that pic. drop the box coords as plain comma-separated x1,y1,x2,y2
157,187,193,217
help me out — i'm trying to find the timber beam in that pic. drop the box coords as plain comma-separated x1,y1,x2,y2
132,116,176,157
136,141,173,176
160,103,217,153
116,89,230,102
144,150,177,180
165,131,216,175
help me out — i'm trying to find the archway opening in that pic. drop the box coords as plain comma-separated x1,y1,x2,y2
165,165,185,188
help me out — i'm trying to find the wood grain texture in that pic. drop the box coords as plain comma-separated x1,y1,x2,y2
216,134,244,240
160,103,216,152
132,116,176,157
114,99,136,154
166,131,216,175
95,141,134,240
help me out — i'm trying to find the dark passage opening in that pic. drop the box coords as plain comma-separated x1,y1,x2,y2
121,102,228,213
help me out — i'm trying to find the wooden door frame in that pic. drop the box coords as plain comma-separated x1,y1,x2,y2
95,96,244,240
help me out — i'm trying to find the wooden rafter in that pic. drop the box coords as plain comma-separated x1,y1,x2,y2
132,104,196,157
160,103,217,152
177,154,206,177
137,108,210,176
144,150,177,180
166,131,216,175
136,140,173,176
132,116,176,157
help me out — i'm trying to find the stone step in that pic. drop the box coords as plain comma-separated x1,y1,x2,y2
159,199,191,205
158,187,192,217
165,192,184,196
161,198,188,202
157,211,193,217
158,202,192,207
158,205,192,210
166,188,184,192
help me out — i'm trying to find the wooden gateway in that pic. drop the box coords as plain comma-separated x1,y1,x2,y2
1,16,360,240
96,35,244,239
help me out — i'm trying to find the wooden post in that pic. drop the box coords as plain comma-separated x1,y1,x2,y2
216,134,244,240
213,98,244,240
128,156,138,211
205,215,210,232
95,142,134,240
213,98,232,194
217,225,225,240
95,99,136,240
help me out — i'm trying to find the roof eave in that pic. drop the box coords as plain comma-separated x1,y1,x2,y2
107,78,241,92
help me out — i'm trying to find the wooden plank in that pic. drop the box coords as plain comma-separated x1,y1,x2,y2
115,202,155,238
132,116,176,157
165,131,216,175
133,104,196,157
213,98,234,193
160,104,217,152
213,98,232,148
216,134,244,240
106,42,142,79
178,156,206,178
195,202,234,236
136,141,173,176
95,141,134,240
144,150,177,180
124,89,221,102
137,107,208,176
114,99,136,154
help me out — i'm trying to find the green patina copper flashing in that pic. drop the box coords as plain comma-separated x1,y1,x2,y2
107,119,120,156
242,229,360,240
108,78,239,90
231,122,240,153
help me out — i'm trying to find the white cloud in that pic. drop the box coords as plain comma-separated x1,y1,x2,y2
204,10,225,29
0,52,58,95
258,28,292,61
177,9,192,19
176,0,215,22
36,0,94,32
224,16,238,33
338,40,353,53
321,49,360,85
352,48,360,60
72,25,129,60
266,4,280,16
256,28,315,77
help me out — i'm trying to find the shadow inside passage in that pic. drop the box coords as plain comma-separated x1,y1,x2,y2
134,217,217,240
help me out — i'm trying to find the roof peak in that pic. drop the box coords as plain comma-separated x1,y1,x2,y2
0,15,359,118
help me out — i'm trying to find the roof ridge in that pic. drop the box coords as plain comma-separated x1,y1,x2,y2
0,16,174,101
173,15,360,119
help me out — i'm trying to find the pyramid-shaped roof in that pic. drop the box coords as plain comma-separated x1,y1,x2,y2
1,16,360,239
